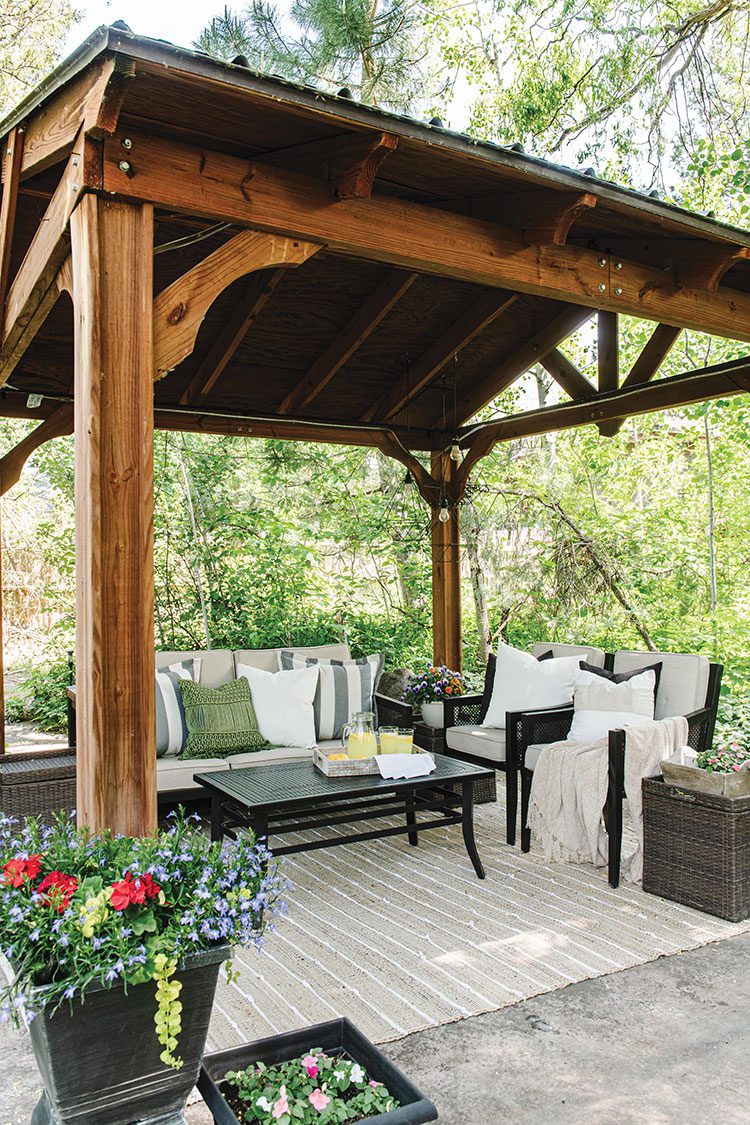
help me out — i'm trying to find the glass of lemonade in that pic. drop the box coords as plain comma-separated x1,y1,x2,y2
378,726,399,754
395,729,414,754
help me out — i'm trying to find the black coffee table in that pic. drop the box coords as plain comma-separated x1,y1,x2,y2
194,754,495,879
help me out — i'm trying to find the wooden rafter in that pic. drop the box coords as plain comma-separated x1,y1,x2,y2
458,355,750,452
154,231,321,379
258,130,398,199
364,291,518,424
277,268,417,416
605,323,682,435
9,56,134,181
100,129,750,341
0,128,24,323
180,268,287,405
444,305,594,427
0,403,73,495
154,409,438,450
539,349,596,400
0,134,87,385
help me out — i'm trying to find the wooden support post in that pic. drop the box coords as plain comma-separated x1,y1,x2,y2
0,505,4,755
71,195,156,835
430,452,462,671
597,310,620,435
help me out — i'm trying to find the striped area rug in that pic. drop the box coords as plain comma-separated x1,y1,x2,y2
207,780,749,1048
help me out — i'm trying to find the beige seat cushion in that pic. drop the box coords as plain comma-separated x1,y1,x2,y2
446,725,506,764
155,649,234,688
156,757,230,792
531,643,607,667
524,743,547,771
227,745,315,768
613,650,710,719
233,643,351,674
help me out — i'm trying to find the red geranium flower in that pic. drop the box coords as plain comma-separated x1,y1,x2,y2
3,854,42,887
110,872,162,911
37,871,78,912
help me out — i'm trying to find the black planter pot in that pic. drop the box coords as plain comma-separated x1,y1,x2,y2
28,943,231,1125
198,1017,438,1124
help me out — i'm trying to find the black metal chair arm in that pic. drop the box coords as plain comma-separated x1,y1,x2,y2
442,694,486,731
683,706,713,753
374,693,414,730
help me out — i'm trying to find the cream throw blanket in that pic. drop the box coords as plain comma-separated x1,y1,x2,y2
528,716,688,882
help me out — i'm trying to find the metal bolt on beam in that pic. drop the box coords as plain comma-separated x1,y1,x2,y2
121,138,133,150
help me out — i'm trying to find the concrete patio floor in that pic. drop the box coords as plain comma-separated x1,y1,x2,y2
0,930,746,1125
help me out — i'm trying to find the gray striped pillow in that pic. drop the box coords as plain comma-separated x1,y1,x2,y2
278,652,384,740
156,659,198,758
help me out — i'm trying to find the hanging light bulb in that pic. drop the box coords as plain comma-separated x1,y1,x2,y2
438,504,451,523
449,438,462,463
404,470,413,490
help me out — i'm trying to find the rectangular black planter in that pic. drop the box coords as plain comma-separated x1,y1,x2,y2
199,1017,438,1124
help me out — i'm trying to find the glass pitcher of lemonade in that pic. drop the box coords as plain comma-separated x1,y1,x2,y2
343,711,378,759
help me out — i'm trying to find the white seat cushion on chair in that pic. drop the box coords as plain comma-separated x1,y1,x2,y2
613,650,710,720
531,643,606,667
156,757,230,792
446,725,506,764
524,743,545,771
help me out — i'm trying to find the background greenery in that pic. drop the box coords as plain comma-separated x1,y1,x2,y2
2,0,750,738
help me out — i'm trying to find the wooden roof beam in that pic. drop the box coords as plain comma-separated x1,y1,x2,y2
539,349,596,400
259,130,398,199
5,55,134,182
0,128,24,323
604,323,682,435
180,267,286,404
679,245,750,291
364,290,518,424
101,130,750,343
154,230,321,379
444,305,595,427
277,268,417,416
0,403,73,495
458,355,750,452
0,133,87,386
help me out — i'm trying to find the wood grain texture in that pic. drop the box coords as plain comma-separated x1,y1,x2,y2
539,348,596,400
521,191,597,246
71,195,157,834
430,452,461,670
153,230,321,378
0,507,4,754
366,290,518,423
622,323,682,389
0,135,86,385
102,130,750,342
597,310,619,435
180,268,287,404
0,403,73,495
244,129,398,198
278,268,417,415
0,128,24,330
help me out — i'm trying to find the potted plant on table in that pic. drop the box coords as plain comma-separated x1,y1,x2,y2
0,809,285,1125
661,739,750,797
402,664,469,728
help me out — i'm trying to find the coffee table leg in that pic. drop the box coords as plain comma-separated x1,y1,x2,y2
405,789,418,846
462,780,485,879
210,795,223,843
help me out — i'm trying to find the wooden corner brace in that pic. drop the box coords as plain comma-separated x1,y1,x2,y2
0,403,74,495
153,231,322,379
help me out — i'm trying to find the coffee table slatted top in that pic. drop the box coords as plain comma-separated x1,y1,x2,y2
194,754,494,810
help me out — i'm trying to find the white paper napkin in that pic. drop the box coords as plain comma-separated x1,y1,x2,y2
375,753,436,779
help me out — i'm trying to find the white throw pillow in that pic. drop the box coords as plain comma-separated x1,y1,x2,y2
484,643,581,729
568,709,654,744
237,663,319,748
574,669,656,717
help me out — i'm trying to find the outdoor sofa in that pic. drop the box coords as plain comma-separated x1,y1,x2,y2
66,642,412,803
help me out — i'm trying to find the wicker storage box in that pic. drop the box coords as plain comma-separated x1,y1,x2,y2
0,750,76,821
642,775,750,922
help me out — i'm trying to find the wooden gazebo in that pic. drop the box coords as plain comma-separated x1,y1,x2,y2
1,25,749,835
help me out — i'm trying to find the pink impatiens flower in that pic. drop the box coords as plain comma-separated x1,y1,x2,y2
272,1086,289,1119
309,1089,330,1112
302,1053,319,1078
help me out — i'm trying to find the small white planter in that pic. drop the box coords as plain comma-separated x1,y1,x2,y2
420,702,444,728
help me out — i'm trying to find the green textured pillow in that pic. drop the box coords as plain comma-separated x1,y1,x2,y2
179,677,269,759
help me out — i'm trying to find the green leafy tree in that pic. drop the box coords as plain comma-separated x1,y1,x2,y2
0,0,79,116
197,0,432,109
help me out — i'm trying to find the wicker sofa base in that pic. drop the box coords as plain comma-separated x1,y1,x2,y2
0,750,77,821
642,775,750,922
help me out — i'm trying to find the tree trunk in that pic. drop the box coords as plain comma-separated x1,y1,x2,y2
461,494,492,664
